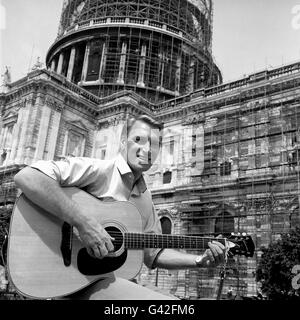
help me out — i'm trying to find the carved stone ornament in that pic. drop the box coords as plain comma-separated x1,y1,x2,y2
2,110,18,125
182,112,205,125
97,115,126,130
45,97,64,112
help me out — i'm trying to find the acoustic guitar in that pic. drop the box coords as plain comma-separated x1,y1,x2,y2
7,187,255,299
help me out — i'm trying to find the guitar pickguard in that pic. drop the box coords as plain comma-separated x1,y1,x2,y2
77,249,128,275
77,226,127,276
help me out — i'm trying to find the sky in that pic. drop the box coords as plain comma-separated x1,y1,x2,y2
1,0,300,83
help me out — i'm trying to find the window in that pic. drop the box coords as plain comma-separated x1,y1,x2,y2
62,121,88,158
66,131,84,157
95,135,108,160
160,216,172,234
192,134,196,157
163,135,175,166
86,40,104,81
103,38,121,83
101,148,106,160
3,125,13,149
215,212,234,236
220,161,231,176
163,171,172,184
288,149,300,166
0,111,17,165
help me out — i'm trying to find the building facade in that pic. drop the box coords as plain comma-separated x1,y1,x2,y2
1,0,300,299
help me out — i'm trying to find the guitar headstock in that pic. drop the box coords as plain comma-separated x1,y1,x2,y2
227,233,255,258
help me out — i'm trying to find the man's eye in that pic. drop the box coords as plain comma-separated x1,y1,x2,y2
135,136,141,142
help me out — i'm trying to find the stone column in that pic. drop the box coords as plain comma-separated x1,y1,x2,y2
80,137,86,157
62,129,69,156
46,108,62,160
158,50,165,88
15,105,31,164
175,54,182,94
9,113,24,162
57,52,64,75
117,41,127,85
194,125,205,175
81,42,91,82
50,60,56,72
33,103,52,162
183,126,193,163
137,44,147,87
67,47,76,81
98,43,107,83
188,57,195,93
0,126,8,150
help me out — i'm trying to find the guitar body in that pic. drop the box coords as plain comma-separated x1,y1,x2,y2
7,188,144,299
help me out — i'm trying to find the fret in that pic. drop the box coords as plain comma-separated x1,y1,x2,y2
124,233,225,250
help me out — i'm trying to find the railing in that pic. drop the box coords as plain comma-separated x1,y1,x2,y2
57,17,197,44
153,61,300,112
46,71,101,105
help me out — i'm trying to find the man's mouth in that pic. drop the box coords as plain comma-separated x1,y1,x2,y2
137,154,151,163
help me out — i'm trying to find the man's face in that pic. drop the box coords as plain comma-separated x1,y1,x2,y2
126,120,160,174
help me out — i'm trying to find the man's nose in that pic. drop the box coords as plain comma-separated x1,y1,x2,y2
142,140,151,153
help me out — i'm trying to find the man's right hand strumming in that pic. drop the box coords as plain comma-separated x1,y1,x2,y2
75,217,115,259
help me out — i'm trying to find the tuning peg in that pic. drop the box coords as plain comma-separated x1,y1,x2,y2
242,232,246,236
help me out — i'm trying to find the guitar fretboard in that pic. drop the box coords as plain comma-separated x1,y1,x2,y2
124,233,226,250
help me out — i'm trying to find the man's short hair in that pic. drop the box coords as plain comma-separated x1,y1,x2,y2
122,115,163,138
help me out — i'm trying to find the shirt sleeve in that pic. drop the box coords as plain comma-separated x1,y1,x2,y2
143,201,164,269
30,157,107,189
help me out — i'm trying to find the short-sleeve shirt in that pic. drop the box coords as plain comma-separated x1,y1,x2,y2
30,154,162,269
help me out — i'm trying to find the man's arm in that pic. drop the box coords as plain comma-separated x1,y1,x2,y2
155,241,226,270
14,166,114,259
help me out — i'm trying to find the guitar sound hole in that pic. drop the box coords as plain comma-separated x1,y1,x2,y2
105,226,123,252
77,226,126,276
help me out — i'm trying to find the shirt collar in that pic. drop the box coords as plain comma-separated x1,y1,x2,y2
115,154,147,194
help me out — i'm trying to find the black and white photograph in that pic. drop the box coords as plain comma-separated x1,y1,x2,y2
0,0,300,305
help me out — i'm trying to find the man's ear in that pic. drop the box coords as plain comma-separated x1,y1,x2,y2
120,137,126,150
119,137,128,157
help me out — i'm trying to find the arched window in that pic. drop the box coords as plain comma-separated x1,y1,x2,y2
215,211,234,236
160,216,172,234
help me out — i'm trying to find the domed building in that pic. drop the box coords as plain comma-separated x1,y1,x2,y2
47,0,221,102
1,0,300,300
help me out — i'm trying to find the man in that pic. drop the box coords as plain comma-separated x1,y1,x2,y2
14,115,226,300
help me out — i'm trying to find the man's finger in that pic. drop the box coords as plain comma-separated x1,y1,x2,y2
106,240,115,252
205,248,215,263
212,240,225,250
208,242,219,259
99,243,108,257
92,245,102,259
209,243,224,264
87,247,94,257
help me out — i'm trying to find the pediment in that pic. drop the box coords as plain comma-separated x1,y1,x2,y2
66,120,89,132
2,110,18,124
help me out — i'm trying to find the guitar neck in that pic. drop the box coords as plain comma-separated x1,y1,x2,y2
124,233,226,250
